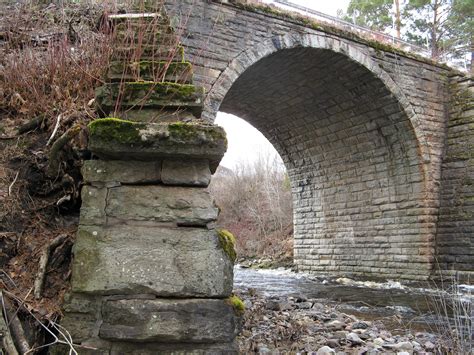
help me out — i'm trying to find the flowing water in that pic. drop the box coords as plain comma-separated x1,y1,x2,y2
233,266,473,334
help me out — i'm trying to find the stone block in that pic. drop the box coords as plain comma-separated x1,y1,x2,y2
79,186,107,225
82,160,161,185
71,225,234,296
161,159,211,186
79,185,218,226
100,299,238,343
106,185,218,226
88,119,226,172
95,83,204,116
107,61,193,83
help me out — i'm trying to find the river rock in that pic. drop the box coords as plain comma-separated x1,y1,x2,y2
297,301,313,309
394,341,414,352
316,346,336,355
71,225,233,297
80,185,218,226
100,299,238,343
326,320,345,330
352,321,370,330
161,159,211,186
82,160,161,185
347,332,365,345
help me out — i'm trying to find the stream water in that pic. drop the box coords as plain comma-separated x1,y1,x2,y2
233,266,473,334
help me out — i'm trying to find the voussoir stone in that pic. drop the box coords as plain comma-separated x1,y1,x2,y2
100,299,238,343
88,119,227,172
161,159,211,186
79,185,218,226
71,225,234,296
82,160,161,185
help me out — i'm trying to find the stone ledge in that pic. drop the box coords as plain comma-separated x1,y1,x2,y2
71,225,234,296
88,119,226,172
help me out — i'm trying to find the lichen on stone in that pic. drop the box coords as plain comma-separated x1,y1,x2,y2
217,229,237,263
88,118,143,144
226,294,245,315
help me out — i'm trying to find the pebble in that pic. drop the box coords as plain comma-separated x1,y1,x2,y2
352,321,369,330
237,290,444,354
316,346,336,355
394,341,414,352
347,332,365,345
326,320,345,330
297,301,313,309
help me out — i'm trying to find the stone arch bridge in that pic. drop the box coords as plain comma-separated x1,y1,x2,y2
53,1,473,353
164,0,473,281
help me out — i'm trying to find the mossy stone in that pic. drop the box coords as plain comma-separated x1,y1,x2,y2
218,229,237,263
95,82,204,116
226,295,245,316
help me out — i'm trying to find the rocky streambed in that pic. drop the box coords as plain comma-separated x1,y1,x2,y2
234,266,473,354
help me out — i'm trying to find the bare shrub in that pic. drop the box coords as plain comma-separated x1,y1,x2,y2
210,154,293,260
426,276,473,354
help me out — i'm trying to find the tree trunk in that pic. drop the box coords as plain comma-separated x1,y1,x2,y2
395,0,401,39
431,0,440,59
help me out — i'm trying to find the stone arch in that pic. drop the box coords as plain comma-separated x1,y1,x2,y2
205,33,437,280
205,33,430,166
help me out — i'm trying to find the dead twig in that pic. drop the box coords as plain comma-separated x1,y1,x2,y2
1,291,31,354
46,114,62,146
34,234,69,300
8,171,20,196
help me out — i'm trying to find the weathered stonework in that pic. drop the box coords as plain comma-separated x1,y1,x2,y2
158,0,472,281
54,4,239,354
56,2,474,351
437,77,474,282
71,225,233,296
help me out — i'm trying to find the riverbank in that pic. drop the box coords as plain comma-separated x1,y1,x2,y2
234,267,472,354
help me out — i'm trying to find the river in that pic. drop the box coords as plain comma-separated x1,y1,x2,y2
233,265,473,334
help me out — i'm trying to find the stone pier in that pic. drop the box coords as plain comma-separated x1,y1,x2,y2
52,4,241,354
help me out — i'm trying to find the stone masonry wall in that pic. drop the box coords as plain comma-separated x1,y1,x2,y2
53,7,241,353
161,0,457,280
437,76,474,281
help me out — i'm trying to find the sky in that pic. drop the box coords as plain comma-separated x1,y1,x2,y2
216,0,350,170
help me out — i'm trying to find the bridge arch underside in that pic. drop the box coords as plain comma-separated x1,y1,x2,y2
219,47,435,280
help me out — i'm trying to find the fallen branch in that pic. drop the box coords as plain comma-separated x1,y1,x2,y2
34,234,69,300
17,115,45,135
46,124,81,177
1,292,30,354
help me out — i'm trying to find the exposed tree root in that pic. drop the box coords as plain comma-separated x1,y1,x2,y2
34,234,69,300
1,291,31,354
46,125,82,178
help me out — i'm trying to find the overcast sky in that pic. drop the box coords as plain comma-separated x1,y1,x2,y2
216,0,350,170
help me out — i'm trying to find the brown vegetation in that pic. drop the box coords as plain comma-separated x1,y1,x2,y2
0,1,113,339
209,155,294,263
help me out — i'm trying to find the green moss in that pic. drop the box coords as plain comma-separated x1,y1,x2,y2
125,81,197,96
226,295,245,315
217,229,237,263
88,118,143,144
168,122,227,145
